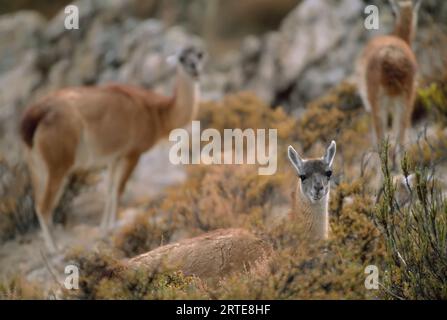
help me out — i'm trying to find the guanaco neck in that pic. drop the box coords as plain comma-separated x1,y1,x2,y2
393,6,415,46
165,65,200,132
292,182,329,241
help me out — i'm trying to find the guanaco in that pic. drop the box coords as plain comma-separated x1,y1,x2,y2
357,0,422,160
288,141,336,240
20,46,206,252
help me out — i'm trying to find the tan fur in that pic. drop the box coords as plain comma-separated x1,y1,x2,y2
20,63,200,252
287,141,336,241
289,174,330,241
357,1,420,158
126,228,272,280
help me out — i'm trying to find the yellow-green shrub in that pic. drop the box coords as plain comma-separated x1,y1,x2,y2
376,147,447,299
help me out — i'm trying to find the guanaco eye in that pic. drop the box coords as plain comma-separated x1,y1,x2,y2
325,171,332,178
299,175,307,181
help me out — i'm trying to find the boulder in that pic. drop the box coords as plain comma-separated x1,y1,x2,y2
0,11,46,73
234,0,365,109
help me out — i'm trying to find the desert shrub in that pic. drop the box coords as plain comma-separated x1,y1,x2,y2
330,179,385,264
168,165,288,233
295,82,370,172
0,274,44,300
200,89,369,175
113,207,176,257
0,157,96,243
0,158,35,242
63,248,125,300
65,182,386,300
199,92,296,142
208,247,374,300
396,72,447,170
376,145,447,299
406,126,447,170
94,269,203,300
6,87,445,299
113,90,383,300
418,77,447,125
116,163,290,255
149,172,384,299
64,248,203,300
116,93,296,254
201,178,384,299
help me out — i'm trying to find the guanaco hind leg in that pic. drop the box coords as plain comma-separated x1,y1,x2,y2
101,153,140,232
32,159,69,253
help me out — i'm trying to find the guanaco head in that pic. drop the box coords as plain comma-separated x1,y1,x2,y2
393,173,415,207
389,0,423,44
288,141,336,203
174,46,207,80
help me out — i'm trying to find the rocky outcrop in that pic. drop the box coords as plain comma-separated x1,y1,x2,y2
0,0,203,160
0,0,368,137
224,0,367,110
0,11,46,158
0,0,444,155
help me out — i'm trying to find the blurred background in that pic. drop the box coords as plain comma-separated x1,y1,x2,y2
0,0,445,135
1,0,445,116
1,0,298,46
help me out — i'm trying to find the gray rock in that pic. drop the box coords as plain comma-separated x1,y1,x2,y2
0,11,46,74
45,0,130,41
0,52,41,159
0,0,443,153
240,0,364,108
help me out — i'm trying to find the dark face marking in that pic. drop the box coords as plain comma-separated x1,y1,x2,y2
288,141,336,203
178,46,206,79
298,160,332,202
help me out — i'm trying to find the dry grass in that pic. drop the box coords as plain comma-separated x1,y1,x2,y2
0,275,44,300
0,157,96,244
376,145,447,299
1,82,446,299
59,90,387,300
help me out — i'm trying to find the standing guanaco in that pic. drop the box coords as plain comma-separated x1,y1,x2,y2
357,0,422,161
20,46,206,252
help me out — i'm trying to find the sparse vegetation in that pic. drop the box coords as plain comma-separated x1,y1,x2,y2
62,170,385,299
376,146,447,299
0,275,44,300
293,82,373,186
1,88,446,299
418,75,447,125
1,0,447,302
47,92,385,300
63,248,203,300
0,157,96,244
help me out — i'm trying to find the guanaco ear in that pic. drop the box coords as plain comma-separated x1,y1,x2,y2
288,145,304,175
413,0,423,12
323,141,336,168
198,50,208,62
166,54,178,66
389,0,399,16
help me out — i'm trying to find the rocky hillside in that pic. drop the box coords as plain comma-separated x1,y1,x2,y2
1,0,446,159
